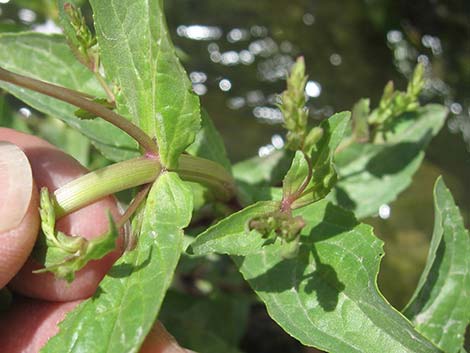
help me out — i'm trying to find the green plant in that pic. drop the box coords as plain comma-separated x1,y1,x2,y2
0,1,468,352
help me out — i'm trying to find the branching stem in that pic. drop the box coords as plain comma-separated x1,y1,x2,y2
53,154,236,219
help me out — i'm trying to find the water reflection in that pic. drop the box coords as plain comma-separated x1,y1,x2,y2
176,25,222,40
219,78,232,91
378,204,391,220
329,53,342,66
227,28,249,43
305,80,322,98
253,106,283,124
18,8,35,23
302,12,315,26
33,19,61,34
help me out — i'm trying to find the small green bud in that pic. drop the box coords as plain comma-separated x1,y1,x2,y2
351,98,370,143
304,127,324,152
407,62,425,98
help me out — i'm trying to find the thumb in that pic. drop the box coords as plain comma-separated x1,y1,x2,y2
0,141,39,288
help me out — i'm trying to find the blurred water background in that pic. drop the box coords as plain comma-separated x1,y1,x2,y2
0,1,469,351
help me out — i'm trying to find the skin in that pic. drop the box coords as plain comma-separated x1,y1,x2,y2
0,128,191,353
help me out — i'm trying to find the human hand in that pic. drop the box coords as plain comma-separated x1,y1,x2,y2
0,128,191,352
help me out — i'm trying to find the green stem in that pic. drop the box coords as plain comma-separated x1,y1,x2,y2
0,67,157,154
54,154,236,218
54,157,161,217
174,154,236,202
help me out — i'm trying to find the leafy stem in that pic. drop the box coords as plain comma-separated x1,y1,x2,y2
0,66,237,219
53,154,236,219
0,66,157,154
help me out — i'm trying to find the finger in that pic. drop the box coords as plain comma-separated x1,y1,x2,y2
0,297,79,352
0,142,34,233
0,298,194,353
0,128,123,301
0,142,40,288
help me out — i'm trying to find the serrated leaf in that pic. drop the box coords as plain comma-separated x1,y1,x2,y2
41,172,193,353
90,0,200,168
186,109,232,172
403,177,470,353
233,200,442,353
0,32,138,161
283,111,350,209
188,201,280,256
330,104,447,218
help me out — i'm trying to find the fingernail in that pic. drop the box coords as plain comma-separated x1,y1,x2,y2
0,142,33,233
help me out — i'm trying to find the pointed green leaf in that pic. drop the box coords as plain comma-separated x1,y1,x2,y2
282,150,309,200
403,177,470,353
41,172,193,353
89,0,200,168
188,201,280,256
233,200,442,353
0,32,138,161
330,104,448,218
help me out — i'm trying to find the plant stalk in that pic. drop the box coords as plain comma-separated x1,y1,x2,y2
54,157,161,217
175,154,236,202
54,154,236,218
0,66,157,154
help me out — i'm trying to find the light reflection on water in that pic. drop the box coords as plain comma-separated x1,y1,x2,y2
170,8,469,160
176,25,222,40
